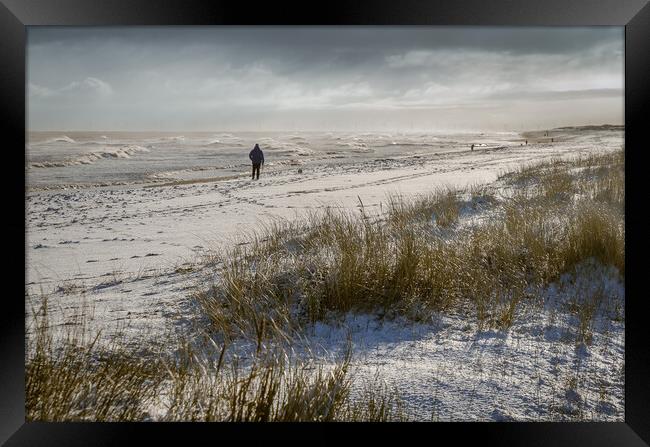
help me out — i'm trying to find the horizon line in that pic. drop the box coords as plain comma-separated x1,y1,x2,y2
27,123,625,134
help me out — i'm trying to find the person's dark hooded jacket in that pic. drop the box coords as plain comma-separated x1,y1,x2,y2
249,144,264,165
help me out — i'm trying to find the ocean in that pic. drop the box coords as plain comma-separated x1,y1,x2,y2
26,130,522,189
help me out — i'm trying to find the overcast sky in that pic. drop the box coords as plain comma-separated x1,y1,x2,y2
27,27,624,132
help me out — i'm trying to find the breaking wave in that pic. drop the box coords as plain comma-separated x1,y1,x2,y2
335,140,374,153
28,145,150,168
256,138,314,156
206,139,245,147
42,135,76,144
158,136,186,143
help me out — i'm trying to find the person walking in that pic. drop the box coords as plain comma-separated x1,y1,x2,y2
249,143,264,180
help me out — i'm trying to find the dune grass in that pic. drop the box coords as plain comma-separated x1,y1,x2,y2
26,297,403,422
26,298,165,421
162,338,404,422
197,150,624,337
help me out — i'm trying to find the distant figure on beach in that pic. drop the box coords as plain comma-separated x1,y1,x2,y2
249,143,264,180
471,144,474,151
525,140,528,145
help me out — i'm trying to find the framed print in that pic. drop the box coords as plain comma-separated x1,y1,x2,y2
3,0,649,445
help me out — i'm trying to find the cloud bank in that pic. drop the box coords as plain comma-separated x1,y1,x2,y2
27,27,623,131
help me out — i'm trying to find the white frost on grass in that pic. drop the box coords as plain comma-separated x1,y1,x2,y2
298,260,624,421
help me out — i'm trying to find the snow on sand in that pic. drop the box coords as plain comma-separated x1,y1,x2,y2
25,127,624,420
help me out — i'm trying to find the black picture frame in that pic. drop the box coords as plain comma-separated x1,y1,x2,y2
4,0,649,445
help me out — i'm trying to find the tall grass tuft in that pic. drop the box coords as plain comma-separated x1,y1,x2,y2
26,298,164,421
26,297,403,421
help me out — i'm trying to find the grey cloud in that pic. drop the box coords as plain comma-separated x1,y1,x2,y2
28,26,621,54
483,88,623,102
27,26,623,131
29,77,113,99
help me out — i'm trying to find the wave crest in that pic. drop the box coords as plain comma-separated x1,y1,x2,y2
42,135,76,144
28,145,150,168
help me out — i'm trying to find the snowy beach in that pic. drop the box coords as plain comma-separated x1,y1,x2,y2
26,126,624,421
26,127,621,293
